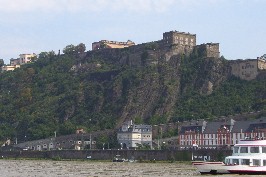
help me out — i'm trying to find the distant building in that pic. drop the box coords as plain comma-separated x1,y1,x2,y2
1,53,36,72
117,120,152,149
1,65,20,72
163,31,196,47
196,43,220,58
179,117,266,149
19,53,36,65
230,59,266,80
10,58,20,66
92,40,135,50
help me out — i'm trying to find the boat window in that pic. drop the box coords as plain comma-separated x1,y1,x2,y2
263,160,266,166
225,159,230,165
250,147,259,153
262,147,266,153
233,147,239,153
253,159,260,166
241,159,250,165
232,159,239,165
240,147,248,153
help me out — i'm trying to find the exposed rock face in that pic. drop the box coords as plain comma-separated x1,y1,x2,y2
72,45,230,126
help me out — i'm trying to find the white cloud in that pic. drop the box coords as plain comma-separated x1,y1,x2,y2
0,0,178,13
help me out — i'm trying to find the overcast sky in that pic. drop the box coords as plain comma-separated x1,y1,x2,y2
1,0,265,63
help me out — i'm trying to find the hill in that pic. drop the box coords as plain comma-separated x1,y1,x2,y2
0,44,265,143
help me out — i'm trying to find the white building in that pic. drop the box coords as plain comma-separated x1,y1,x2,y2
117,121,152,149
19,53,36,65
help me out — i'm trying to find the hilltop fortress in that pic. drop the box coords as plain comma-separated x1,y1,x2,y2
2,30,266,80
91,30,220,59
84,30,265,80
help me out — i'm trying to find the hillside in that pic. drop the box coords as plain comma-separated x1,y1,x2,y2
0,46,265,142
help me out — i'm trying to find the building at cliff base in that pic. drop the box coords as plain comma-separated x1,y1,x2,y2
117,120,152,149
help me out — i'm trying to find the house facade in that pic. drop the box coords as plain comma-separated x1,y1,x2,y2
1,65,20,72
19,53,36,64
1,53,36,72
117,121,152,149
179,117,266,149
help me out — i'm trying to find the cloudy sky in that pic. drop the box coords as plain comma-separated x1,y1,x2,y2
1,0,265,63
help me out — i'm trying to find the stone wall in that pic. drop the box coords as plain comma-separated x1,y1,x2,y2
196,43,220,58
230,59,259,80
258,59,266,70
0,149,231,161
163,31,196,47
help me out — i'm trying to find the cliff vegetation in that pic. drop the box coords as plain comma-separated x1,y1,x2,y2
0,46,265,142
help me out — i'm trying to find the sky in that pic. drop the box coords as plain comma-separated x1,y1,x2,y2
0,0,265,64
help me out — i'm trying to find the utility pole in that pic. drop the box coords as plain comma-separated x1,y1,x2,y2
90,133,92,150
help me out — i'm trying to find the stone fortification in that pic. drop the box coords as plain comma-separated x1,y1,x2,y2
163,31,196,47
81,30,219,70
230,58,266,80
196,43,220,58
258,58,266,70
92,40,135,50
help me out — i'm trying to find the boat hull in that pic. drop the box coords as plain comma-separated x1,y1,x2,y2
193,162,266,175
192,161,229,174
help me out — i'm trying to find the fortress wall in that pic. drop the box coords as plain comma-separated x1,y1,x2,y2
196,43,220,58
258,59,266,70
230,59,258,80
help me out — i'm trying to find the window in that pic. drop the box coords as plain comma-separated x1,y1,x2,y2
240,147,248,153
233,159,239,165
263,160,266,166
233,147,239,153
253,159,260,166
250,147,259,153
241,159,250,165
262,147,266,153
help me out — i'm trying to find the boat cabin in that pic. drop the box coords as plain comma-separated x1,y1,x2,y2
225,139,266,166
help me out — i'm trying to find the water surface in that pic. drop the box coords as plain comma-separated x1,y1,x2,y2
0,160,263,177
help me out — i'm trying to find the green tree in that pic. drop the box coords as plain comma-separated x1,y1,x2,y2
75,43,86,53
63,44,76,55
0,59,4,67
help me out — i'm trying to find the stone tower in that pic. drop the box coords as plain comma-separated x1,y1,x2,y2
163,31,196,47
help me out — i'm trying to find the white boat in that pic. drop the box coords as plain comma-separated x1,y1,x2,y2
193,139,266,174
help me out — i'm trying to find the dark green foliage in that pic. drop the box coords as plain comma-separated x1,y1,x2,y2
0,47,265,143
141,51,148,65
0,59,4,67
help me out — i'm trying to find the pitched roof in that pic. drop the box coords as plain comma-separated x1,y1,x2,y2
231,120,252,133
203,121,224,134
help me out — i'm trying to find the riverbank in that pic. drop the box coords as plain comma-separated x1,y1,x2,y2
0,149,231,161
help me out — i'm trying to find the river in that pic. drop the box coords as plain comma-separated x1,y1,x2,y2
0,160,263,177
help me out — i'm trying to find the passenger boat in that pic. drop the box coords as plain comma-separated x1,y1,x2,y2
193,139,266,174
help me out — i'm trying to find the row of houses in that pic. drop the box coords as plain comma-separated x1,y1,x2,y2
179,117,266,149
11,116,266,151
13,132,97,151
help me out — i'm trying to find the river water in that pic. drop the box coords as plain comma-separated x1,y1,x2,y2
0,160,263,177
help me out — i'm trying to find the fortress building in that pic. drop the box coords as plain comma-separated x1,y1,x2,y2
163,31,196,47
92,40,135,50
196,43,220,58
230,58,266,80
